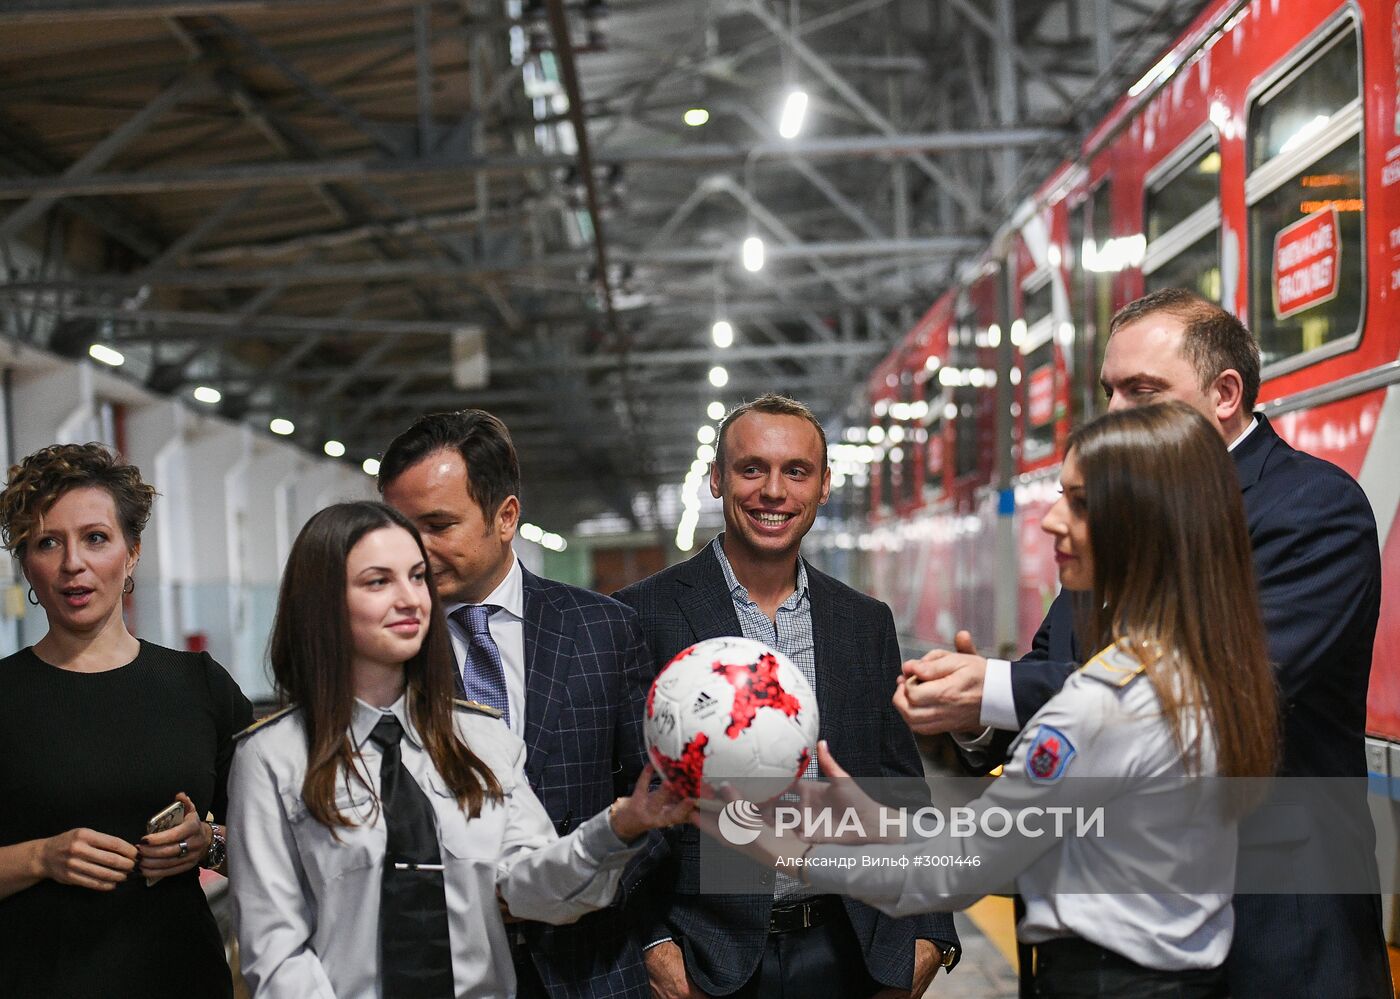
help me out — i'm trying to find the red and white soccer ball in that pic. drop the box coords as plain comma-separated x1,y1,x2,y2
644,636,819,802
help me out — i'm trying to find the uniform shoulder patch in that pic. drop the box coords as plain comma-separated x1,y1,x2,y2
1025,724,1077,783
453,698,503,719
234,704,298,741
1078,644,1146,689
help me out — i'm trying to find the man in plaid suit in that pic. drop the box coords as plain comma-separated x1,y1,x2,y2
380,409,657,999
616,395,959,998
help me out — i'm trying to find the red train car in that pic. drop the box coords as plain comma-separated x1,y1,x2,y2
853,0,1400,905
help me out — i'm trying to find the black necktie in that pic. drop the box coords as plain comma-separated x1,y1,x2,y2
369,714,455,998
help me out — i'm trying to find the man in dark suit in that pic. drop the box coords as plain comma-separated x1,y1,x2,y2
897,289,1390,998
379,410,657,999
616,394,959,999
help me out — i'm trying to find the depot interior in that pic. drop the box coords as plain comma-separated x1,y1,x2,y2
2,1,1399,996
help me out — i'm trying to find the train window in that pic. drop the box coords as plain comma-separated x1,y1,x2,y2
922,416,943,499
1021,276,1053,329
1146,229,1222,300
1144,137,1220,304
921,368,945,498
878,415,896,512
1067,200,1091,426
952,386,983,480
899,418,920,507
1020,269,1058,464
1245,20,1363,371
1249,29,1359,167
1146,143,1220,242
1085,180,1114,413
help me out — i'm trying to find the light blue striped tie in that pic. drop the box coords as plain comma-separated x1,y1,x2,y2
452,604,510,725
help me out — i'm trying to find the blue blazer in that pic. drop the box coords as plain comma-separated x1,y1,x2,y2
988,416,1389,998
615,545,959,996
454,564,658,999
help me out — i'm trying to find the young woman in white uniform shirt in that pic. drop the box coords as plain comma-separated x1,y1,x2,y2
702,402,1279,998
228,502,690,998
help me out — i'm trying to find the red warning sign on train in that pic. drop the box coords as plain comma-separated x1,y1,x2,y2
1027,365,1055,427
1272,207,1340,320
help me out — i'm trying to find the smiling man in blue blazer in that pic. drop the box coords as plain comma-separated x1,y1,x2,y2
899,289,1390,999
380,410,656,999
616,394,959,999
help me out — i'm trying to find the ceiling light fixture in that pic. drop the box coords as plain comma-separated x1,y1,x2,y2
87,344,124,367
778,89,808,139
741,235,765,272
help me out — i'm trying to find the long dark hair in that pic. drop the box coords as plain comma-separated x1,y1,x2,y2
1068,402,1278,780
269,501,501,829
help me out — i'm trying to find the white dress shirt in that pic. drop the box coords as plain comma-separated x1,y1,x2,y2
967,416,1261,738
446,556,527,737
228,696,642,999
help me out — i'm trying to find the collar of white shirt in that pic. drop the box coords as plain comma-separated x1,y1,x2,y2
1227,415,1260,453
444,553,525,625
349,694,421,751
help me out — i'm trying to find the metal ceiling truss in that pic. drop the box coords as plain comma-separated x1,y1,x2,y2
0,0,1209,529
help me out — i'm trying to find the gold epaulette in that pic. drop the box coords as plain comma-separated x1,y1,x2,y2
453,698,503,719
1078,644,1146,689
234,704,298,741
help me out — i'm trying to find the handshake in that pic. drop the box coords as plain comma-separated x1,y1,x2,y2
893,630,989,737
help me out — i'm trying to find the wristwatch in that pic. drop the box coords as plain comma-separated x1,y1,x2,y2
202,823,227,870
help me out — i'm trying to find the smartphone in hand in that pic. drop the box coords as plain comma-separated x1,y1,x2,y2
144,801,184,887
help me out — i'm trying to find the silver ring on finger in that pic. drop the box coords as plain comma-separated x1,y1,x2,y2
178,839,189,859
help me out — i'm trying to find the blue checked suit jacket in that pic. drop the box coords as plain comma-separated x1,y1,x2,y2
615,545,959,995
453,563,659,999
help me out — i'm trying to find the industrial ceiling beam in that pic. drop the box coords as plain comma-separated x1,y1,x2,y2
306,373,862,416
0,0,428,21
0,297,915,346
0,68,210,240
0,236,979,294
213,340,889,383
0,130,1066,200
744,0,990,229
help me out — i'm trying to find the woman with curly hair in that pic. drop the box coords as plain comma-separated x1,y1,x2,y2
0,442,252,998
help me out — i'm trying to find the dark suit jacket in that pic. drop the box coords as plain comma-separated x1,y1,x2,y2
453,563,657,999
615,544,959,996
981,415,1389,998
